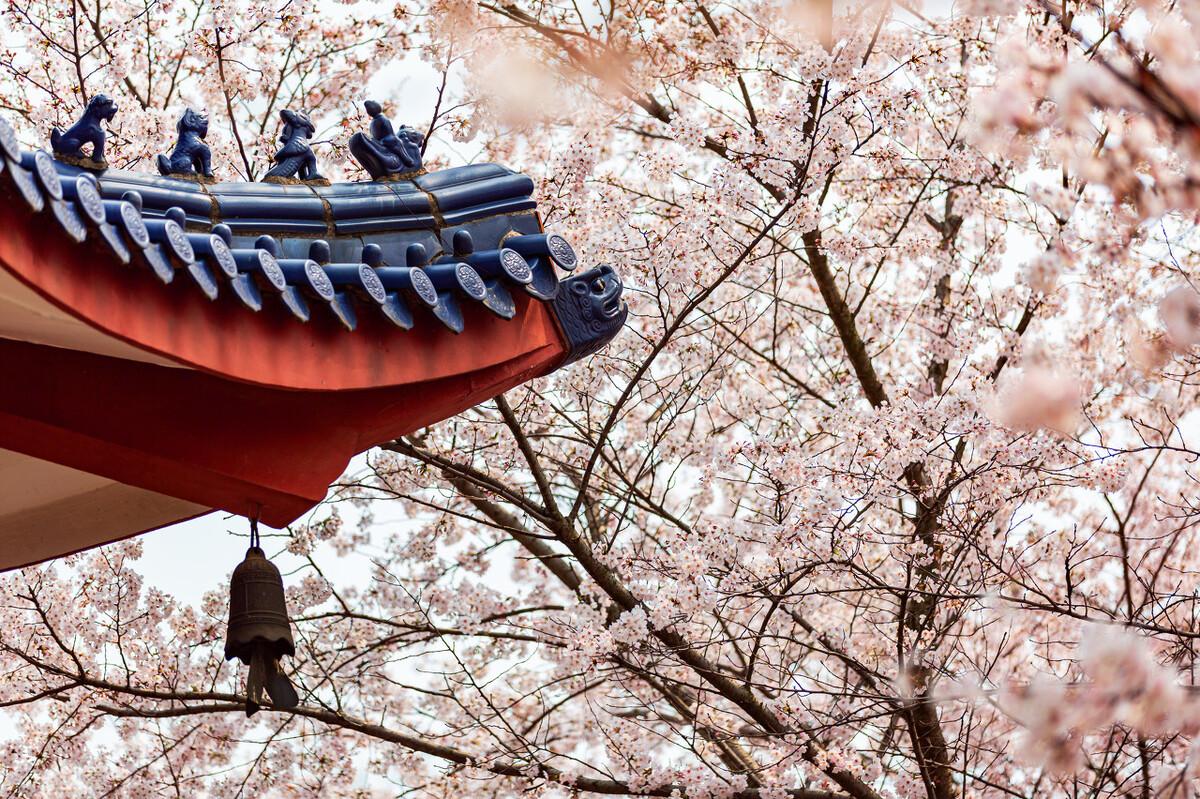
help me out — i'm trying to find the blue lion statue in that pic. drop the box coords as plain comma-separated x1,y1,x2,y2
51,93,119,167
263,109,324,183
157,108,213,179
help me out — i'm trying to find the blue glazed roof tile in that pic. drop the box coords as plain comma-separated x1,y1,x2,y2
438,198,538,227
421,175,537,214
332,216,436,236
215,194,327,224
412,163,513,190
87,169,215,220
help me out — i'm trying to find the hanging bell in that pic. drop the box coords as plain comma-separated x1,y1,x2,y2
225,544,300,716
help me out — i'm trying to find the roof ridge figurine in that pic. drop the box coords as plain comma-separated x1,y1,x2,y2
50,93,119,170
157,108,214,182
263,109,326,185
348,100,424,180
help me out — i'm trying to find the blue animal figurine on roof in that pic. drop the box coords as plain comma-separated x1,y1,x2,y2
157,108,214,181
349,100,423,180
50,93,119,169
263,109,325,184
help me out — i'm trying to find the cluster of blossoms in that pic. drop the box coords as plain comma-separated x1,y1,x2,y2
1005,626,1200,775
0,0,399,178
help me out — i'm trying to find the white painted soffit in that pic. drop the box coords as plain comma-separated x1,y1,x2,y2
0,264,185,368
0,448,208,570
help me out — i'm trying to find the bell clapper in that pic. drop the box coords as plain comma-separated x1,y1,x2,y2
225,517,301,717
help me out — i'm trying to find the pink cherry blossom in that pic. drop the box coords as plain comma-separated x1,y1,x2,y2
993,364,1082,434
1159,284,1200,350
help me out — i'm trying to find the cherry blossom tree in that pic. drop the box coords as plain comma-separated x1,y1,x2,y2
8,0,1200,797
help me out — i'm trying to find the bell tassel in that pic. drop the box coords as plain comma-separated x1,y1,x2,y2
246,647,267,716
245,647,299,716
265,659,300,708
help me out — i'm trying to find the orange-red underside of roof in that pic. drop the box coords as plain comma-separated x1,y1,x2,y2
0,196,569,567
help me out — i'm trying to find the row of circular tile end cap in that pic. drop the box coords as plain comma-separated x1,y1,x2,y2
0,117,580,334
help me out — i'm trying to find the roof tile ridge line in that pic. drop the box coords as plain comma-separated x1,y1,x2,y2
306,180,337,240
374,167,425,182
424,187,446,230
384,180,443,244
195,178,219,229
467,207,538,230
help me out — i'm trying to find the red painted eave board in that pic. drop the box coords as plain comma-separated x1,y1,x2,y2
0,336,562,568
